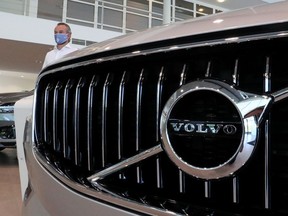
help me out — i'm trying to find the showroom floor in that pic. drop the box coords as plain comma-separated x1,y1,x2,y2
0,148,22,216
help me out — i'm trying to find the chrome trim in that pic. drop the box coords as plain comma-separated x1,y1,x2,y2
87,144,163,182
272,87,288,102
101,73,111,168
156,67,165,189
160,79,273,179
87,75,98,170
178,64,187,194
265,119,271,209
264,57,271,93
205,181,211,198
43,83,52,142
33,144,178,216
136,69,144,184
63,79,73,158
233,177,239,203
178,169,185,193
205,61,211,77
74,77,85,165
233,59,239,85
53,81,61,151
118,72,127,179
179,64,187,86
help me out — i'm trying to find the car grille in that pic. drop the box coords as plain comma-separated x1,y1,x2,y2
34,27,288,215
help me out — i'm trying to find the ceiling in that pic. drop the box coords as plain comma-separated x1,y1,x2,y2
0,0,283,74
0,38,52,74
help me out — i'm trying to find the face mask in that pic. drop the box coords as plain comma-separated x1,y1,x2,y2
54,33,68,45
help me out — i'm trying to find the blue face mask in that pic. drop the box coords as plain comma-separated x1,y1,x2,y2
54,33,68,45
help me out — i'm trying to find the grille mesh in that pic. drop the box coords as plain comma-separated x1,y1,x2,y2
34,35,288,215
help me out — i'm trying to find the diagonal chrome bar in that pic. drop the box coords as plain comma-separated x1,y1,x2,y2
87,144,163,182
271,87,288,103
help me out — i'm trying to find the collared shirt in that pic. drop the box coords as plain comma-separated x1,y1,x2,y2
42,43,78,69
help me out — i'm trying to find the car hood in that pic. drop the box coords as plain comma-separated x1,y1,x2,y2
0,91,34,105
49,1,288,67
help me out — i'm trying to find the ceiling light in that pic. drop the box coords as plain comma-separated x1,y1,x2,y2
217,0,225,3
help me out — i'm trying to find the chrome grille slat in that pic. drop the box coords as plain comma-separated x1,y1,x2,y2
233,177,239,203
74,77,85,166
118,71,127,179
63,79,73,158
265,119,271,209
87,75,99,170
233,59,239,85
179,169,186,193
136,70,144,184
53,81,61,151
102,73,112,168
205,181,211,198
265,56,271,93
179,64,187,194
205,61,211,77
180,64,187,86
118,72,126,161
43,83,52,143
156,67,165,189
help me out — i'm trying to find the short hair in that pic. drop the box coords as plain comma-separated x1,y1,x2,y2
56,22,72,33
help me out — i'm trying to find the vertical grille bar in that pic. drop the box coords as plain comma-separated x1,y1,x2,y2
233,177,239,203
102,74,112,168
74,77,85,166
87,75,99,171
44,83,52,143
265,119,271,209
265,57,271,92
233,59,239,86
205,181,211,198
118,72,127,179
179,169,186,193
136,69,144,183
264,56,271,209
180,64,187,86
63,79,73,158
179,64,187,193
205,61,211,77
233,58,240,203
156,67,165,188
53,81,61,151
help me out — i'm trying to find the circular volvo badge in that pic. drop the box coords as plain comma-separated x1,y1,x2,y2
160,79,272,179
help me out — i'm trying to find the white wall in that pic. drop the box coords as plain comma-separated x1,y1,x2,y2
0,11,122,47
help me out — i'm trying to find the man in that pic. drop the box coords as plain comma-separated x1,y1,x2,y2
42,22,78,69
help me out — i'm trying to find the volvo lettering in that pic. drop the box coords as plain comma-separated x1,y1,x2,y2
169,120,238,136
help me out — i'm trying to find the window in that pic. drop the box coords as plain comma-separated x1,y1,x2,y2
38,0,63,21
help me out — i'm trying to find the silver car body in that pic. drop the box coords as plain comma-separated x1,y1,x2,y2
17,1,288,215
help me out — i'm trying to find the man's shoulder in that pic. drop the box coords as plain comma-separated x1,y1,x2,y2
45,47,57,55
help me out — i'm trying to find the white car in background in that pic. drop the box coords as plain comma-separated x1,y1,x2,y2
17,1,288,215
0,91,33,151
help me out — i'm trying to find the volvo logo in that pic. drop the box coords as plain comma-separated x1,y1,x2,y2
160,79,272,180
169,120,238,136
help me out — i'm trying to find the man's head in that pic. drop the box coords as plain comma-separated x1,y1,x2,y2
54,22,72,46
